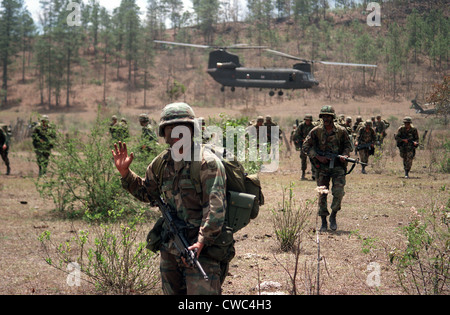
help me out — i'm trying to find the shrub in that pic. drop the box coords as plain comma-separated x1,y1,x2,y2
38,210,160,294
388,199,450,295
34,112,164,220
271,183,314,252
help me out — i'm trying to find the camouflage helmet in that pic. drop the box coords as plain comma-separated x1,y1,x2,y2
319,105,336,118
346,116,352,122
365,119,373,126
403,116,412,123
304,114,313,121
41,115,49,122
356,116,362,122
256,116,264,122
159,102,196,137
139,113,149,122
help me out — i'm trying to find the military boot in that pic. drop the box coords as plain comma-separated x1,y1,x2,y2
361,165,366,174
6,165,10,175
320,216,328,232
301,170,306,180
329,211,337,231
405,170,409,179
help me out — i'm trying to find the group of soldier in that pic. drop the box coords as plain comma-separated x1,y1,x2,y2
0,115,56,177
291,111,418,179
0,113,158,177
286,105,420,234
0,103,421,295
109,114,158,151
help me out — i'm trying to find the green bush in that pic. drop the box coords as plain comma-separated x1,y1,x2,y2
38,210,160,294
34,112,165,220
272,183,314,252
440,139,450,173
389,199,450,295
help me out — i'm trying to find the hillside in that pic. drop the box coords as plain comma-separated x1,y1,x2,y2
0,0,448,132
0,0,449,297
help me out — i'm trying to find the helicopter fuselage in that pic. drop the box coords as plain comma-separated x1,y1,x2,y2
206,67,319,90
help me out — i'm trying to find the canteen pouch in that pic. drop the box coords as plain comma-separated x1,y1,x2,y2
226,191,255,232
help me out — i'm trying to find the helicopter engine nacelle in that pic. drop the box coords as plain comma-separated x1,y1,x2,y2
293,63,312,74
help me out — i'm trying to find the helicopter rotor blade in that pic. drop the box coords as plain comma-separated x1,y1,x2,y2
154,40,267,50
314,60,378,68
154,40,210,49
265,49,377,68
264,49,308,62
228,44,269,49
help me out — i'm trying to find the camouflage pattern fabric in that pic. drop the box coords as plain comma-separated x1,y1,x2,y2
293,121,315,171
357,125,376,164
0,125,11,174
395,124,419,172
32,123,56,175
302,122,352,216
160,249,221,295
121,146,227,294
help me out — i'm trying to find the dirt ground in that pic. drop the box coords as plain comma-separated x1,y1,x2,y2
0,96,449,295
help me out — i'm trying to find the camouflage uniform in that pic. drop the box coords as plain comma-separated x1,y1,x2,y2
356,120,376,173
395,117,419,178
303,106,352,230
293,114,315,179
139,113,157,152
121,103,226,295
32,116,56,176
0,123,11,175
264,115,282,143
374,115,387,145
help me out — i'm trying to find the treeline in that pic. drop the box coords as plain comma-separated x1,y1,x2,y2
0,0,448,108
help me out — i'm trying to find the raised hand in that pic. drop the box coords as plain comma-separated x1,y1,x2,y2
111,141,134,178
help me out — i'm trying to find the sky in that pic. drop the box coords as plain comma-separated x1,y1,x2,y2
24,0,194,24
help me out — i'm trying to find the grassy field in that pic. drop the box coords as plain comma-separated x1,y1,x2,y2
0,96,449,295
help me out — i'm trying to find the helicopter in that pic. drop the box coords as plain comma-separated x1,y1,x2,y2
154,40,377,96
410,99,437,115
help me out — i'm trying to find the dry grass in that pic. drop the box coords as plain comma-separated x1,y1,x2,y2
1,94,449,295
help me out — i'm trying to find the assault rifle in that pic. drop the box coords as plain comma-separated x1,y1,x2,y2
355,142,374,152
316,150,367,171
154,196,209,281
397,137,419,148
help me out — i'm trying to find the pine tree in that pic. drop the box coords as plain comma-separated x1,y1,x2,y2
0,0,24,106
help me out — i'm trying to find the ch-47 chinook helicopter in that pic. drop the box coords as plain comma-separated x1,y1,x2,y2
154,40,377,96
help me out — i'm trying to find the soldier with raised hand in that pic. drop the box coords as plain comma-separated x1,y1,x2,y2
293,114,315,180
355,120,376,174
32,115,56,176
0,123,11,175
303,105,353,232
112,102,227,295
395,117,419,179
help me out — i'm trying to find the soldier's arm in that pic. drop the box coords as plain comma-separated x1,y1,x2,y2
412,128,419,142
302,129,316,159
341,129,352,157
198,154,226,246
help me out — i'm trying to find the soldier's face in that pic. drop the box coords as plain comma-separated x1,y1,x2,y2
164,123,193,147
305,119,312,125
322,115,333,126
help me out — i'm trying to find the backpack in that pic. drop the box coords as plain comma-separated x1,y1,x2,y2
151,145,264,233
